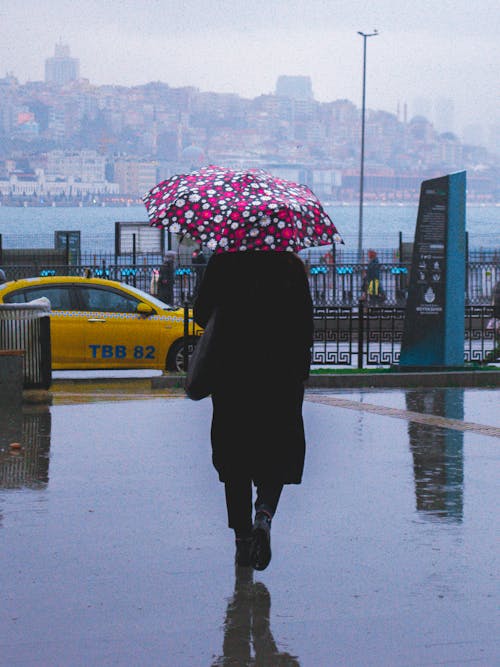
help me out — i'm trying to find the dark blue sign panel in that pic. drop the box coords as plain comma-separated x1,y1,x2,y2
400,172,466,368
54,230,81,265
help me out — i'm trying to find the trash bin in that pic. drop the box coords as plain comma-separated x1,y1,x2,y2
0,298,52,390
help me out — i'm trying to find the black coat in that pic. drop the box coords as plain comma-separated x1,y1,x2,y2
194,251,314,485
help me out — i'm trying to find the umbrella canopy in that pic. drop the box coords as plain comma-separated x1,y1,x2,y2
143,166,343,253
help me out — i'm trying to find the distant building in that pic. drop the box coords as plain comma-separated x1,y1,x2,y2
0,167,119,198
276,76,314,101
412,97,432,121
462,124,485,147
180,145,207,170
45,43,80,86
114,159,158,196
46,150,106,182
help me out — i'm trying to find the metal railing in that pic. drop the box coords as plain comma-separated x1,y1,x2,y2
2,260,499,307
311,303,496,368
181,303,497,371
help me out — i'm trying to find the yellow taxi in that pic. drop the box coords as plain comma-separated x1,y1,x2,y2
0,276,201,371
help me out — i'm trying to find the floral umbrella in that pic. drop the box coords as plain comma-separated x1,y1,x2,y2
143,166,343,253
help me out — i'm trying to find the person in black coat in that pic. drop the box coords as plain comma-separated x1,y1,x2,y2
157,252,176,304
193,250,314,570
191,246,207,299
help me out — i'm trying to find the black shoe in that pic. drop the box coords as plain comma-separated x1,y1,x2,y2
250,511,272,571
235,537,252,567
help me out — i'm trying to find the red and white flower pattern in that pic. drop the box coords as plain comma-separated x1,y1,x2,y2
143,166,343,253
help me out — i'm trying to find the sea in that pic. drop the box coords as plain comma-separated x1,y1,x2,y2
0,202,498,256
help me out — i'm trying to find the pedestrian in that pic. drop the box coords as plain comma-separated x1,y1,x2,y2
359,269,368,302
150,268,159,296
191,245,207,298
157,251,176,304
366,249,384,303
193,250,314,571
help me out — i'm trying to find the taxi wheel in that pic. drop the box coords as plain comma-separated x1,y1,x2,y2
166,337,197,372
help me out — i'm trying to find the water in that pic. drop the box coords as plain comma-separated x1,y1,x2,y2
0,203,498,253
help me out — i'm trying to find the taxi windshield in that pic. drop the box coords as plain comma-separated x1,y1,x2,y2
122,283,178,310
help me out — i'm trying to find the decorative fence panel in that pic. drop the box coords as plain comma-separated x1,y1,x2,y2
310,304,496,368
464,305,495,363
364,304,405,366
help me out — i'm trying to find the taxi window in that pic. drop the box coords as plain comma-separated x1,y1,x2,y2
3,286,72,310
77,286,139,314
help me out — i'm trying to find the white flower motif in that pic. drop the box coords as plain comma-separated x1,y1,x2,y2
170,222,181,233
249,227,259,237
260,217,271,226
159,211,166,218
219,238,228,247
207,239,217,250
185,210,194,218
277,221,285,229
189,194,201,202
175,198,185,207
264,235,275,245
231,222,239,229
214,214,223,223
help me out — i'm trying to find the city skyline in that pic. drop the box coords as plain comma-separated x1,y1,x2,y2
1,0,498,137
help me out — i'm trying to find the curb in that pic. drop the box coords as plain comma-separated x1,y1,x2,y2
150,370,500,390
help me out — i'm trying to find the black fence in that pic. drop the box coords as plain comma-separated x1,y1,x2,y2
310,303,496,368
182,303,497,370
2,259,499,307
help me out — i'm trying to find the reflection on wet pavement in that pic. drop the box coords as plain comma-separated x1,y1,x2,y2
51,379,185,405
406,389,464,521
212,568,300,666
0,406,51,490
0,385,497,665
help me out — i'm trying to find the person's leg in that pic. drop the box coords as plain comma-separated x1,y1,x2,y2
251,482,284,571
224,478,253,536
254,482,283,519
224,479,253,566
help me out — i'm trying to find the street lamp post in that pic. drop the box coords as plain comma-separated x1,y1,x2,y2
357,29,378,260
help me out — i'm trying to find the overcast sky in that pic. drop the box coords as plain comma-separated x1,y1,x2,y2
1,0,498,136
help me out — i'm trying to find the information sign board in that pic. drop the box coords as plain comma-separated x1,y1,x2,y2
399,172,466,367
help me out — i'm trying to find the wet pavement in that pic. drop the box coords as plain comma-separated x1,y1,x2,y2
0,382,498,666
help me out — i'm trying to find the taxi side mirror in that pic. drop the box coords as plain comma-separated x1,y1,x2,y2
137,303,154,316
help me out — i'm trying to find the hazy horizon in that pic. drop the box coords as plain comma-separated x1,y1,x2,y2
1,0,499,139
